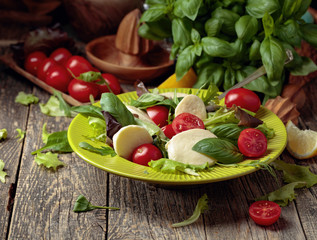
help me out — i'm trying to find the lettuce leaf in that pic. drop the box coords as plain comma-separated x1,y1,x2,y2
15,91,39,105
34,152,65,171
0,129,7,141
0,159,8,183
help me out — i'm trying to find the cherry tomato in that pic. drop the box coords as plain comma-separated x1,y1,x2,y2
225,88,261,112
68,79,100,102
37,58,59,81
161,124,176,139
49,48,72,66
172,113,205,134
132,143,162,166
249,200,281,226
238,128,267,157
97,73,122,95
45,65,72,92
24,51,47,76
146,105,169,127
65,56,93,77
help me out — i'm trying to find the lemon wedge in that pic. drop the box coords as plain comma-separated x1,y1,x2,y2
286,120,317,159
158,68,197,89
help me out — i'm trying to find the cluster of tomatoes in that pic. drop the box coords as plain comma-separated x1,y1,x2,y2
24,48,121,102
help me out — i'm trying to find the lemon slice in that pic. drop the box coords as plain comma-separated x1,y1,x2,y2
158,68,197,89
286,120,317,159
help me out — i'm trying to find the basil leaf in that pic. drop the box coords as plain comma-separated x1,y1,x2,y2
32,130,73,155
139,4,166,22
191,28,201,45
246,0,280,19
249,39,261,61
192,138,244,164
194,63,224,88
290,57,317,76
262,12,274,38
172,18,193,51
210,123,246,141
71,105,104,119
204,18,223,37
100,93,136,127
176,45,196,81
300,23,317,48
235,15,258,43
294,0,311,19
211,8,240,36
202,37,237,58
178,0,203,21
275,19,302,47
223,67,236,90
79,142,116,157
282,0,303,19
260,36,285,82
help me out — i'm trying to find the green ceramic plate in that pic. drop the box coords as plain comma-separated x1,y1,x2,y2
68,88,287,186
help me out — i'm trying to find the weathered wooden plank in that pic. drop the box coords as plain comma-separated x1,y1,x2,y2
0,68,32,240
6,86,108,239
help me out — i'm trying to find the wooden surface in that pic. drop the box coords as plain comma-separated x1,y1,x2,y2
1,27,317,240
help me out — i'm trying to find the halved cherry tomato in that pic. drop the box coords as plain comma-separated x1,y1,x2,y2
45,65,72,92
132,143,162,166
225,88,261,112
49,48,72,66
249,200,281,226
238,128,267,157
146,105,169,127
65,55,93,77
37,58,59,81
172,113,205,134
24,51,47,76
68,79,99,102
161,124,176,139
97,73,122,95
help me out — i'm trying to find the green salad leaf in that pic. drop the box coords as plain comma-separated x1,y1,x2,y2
40,95,71,117
34,152,65,171
15,128,26,142
148,158,211,176
0,159,8,183
15,91,39,105
79,142,116,157
73,194,119,212
172,193,208,227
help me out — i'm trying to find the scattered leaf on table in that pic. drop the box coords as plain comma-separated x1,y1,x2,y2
34,152,65,171
0,159,8,183
73,194,119,212
0,129,7,141
15,128,26,141
15,91,39,106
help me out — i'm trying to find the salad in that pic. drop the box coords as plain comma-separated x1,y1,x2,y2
75,84,276,177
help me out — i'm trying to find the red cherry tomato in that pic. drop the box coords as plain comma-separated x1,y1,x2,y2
97,73,122,95
65,56,93,77
132,143,162,166
45,65,72,92
37,58,59,81
238,128,267,157
146,105,169,127
161,124,176,139
172,113,205,134
249,200,281,226
24,51,47,75
225,88,261,112
49,48,72,66
68,79,100,103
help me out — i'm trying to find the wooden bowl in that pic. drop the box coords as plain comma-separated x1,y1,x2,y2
85,35,174,83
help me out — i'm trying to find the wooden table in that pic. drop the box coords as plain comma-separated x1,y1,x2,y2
1,31,317,240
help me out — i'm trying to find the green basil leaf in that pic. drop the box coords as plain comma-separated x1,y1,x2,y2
246,0,280,19
294,0,311,19
71,105,103,119
281,43,303,70
202,37,237,58
204,18,223,37
100,93,136,127
275,19,302,47
223,67,236,90
262,12,275,37
191,28,201,44
290,57,317,76
281,0,302,19
178,0,203,21
194,63,224,88
139,4,166,22
211,8,240,36
138,23,165,41
300,23,317,48
192,138,244,164
260,36,285,81
172,18,193,50
210,123,246,140
249,39,261,61
176,45,196,81
235,15,258,43
32,130,73,155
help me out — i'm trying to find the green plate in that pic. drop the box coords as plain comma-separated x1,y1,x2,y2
68,88,287,186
